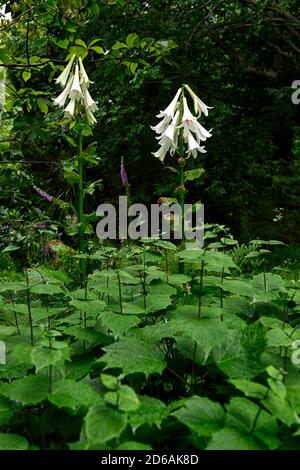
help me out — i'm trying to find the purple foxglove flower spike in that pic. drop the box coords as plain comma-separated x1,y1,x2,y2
36,223,48,229
33,185,54,203
120,157,127,187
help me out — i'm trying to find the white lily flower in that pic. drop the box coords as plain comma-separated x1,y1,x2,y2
151,138,174,163
54,54,98,125
157,129,178,154
69,64,82,101
78,57,93,87
64,98,76,118
160,122,179,147
157,87,182,119
151,87,212,162
184,84,213,117
182,97,212,143
185,129,207,158
53,73,73,107
151,114,172,135
82,83,98,113
56,54,76,87
86,107,97,125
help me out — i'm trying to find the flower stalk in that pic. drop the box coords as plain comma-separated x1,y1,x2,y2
54,53,97,287
151,84,212,163
78,133,86,287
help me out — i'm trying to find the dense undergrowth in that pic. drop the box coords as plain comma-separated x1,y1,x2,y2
1,236,300,450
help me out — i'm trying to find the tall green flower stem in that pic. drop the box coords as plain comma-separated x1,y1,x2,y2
178,91,185,274
78,133,86,288
54,54,98,288
25,269,34,345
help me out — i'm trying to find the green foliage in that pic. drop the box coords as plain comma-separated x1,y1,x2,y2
0,0,300,453
0,241,300,450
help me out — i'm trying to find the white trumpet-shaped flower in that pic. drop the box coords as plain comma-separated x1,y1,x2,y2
64,98,76,118
78,57,93,87
82,83,98,113
86,107,97,125
54,54,98,125
184,84,213,117
185,128,207,159
181,97,212,157
53,74,73,107
152,136,176,162
69,64,82,101
157,87,182,119
151,86,212,163
56,54,76,87
151,114,171,135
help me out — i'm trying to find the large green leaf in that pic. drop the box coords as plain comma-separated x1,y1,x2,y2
99,311,140,336
129,395,168,431
287,385,300,414
69,299,106,316
0,375,48,405
169,313,229,362
0,433,29,450
0,395,14,426
84,403,127,446
141,281,176,313
49,379,102,412
262,391,300,427
221,279,253,297
116,441,152,450
105,385,140,412
230,379,268,399
251,273,286,301
207,428,265,450
59,326,112,347
265,328,293,348
215,323,265,379
31,341,70,371
0,326,16,336
101,337,166,377
30,307,65,322
203,251,238,273
0,282,27,293
226,397,278,434
172,396,225,437
30,283,64,295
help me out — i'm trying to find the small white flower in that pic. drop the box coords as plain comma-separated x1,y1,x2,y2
78,57,93,87
56,54,76,87
86,107,97,125
157,87,182,119
160,123,179,150
182,97,212,145
69,64,83,101
82,83,98,113
64,98,76,118
190,121,212,142
152,135,176,162
185,129,207,158
184,84,213,117
53,74,73,108
151,114,171,135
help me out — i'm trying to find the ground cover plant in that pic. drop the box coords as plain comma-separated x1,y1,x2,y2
0,0,300,452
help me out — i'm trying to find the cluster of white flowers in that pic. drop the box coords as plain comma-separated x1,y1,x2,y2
54,54,98,125
151,84,212,163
